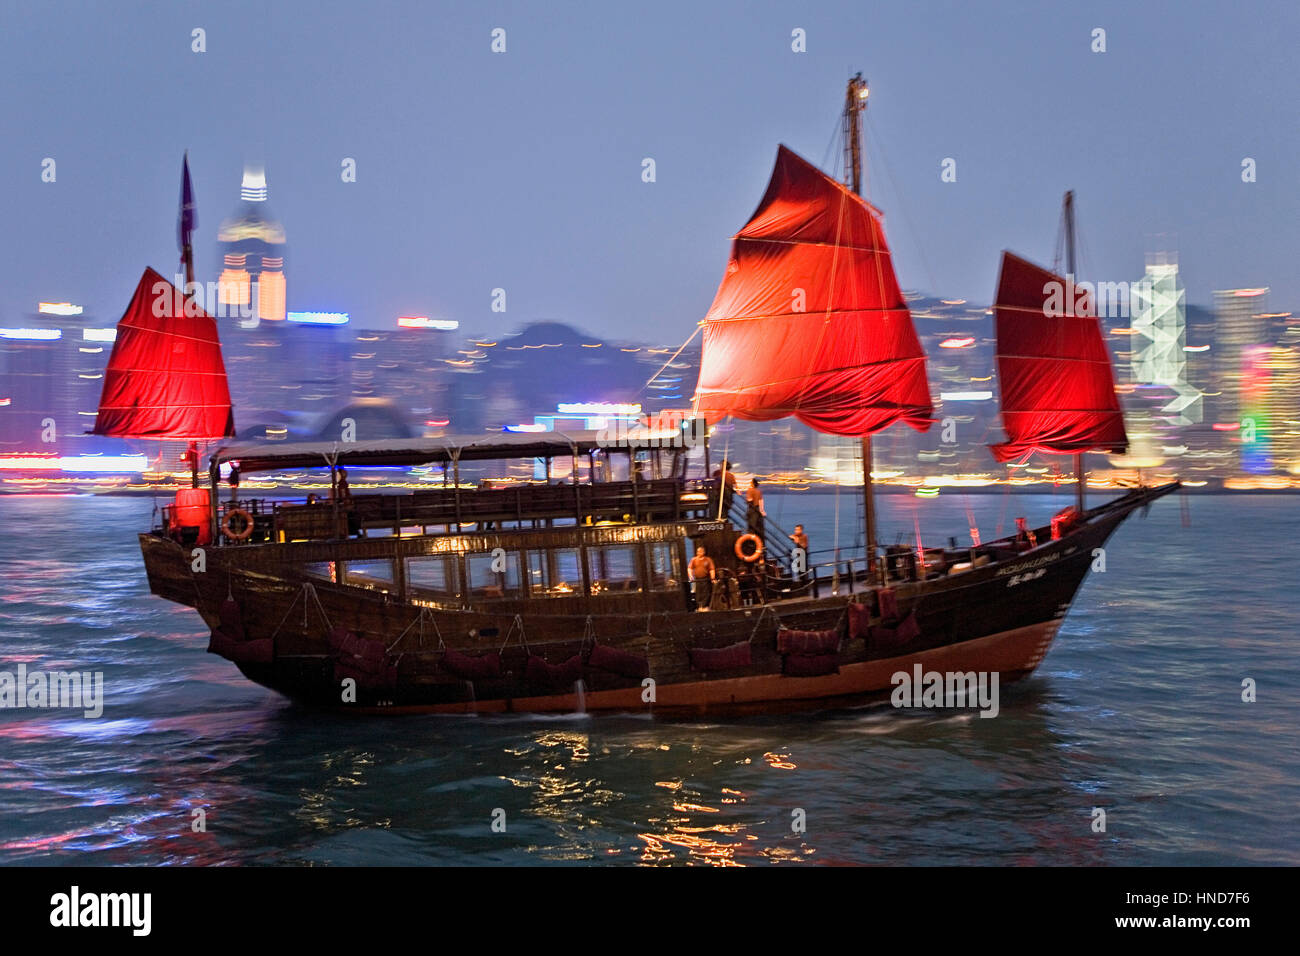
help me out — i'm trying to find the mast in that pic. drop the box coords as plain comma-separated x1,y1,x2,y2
1063,190,1084,513
179,152,199,487
845,73,877,573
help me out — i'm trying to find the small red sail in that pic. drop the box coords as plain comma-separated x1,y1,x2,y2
92,267,236,440
990,252,1127,462
694,145,932,437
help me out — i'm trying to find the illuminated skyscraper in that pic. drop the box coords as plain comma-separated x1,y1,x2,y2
1129,255,1200,425
217,165,287,321
1212,288,1269,422
1212,288,1271,470
1266,321,1300,474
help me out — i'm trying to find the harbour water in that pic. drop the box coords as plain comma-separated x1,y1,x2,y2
0,491,1295,865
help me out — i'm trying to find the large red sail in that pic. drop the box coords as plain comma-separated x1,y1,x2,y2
92,267,236,440
990,252,1127,462
693,145,932,436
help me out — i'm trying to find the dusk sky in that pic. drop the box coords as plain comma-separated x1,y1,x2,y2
4,0,1297,340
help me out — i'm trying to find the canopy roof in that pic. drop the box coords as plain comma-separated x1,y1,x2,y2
211,430,689,474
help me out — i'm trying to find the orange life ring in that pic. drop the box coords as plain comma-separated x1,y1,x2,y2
222,508,254,542
735,533,763,563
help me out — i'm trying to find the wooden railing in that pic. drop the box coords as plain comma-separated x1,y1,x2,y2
210,478,718,544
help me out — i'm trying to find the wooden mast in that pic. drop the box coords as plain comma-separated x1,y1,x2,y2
845,73,878,574
180,151,201,490
1063,190,1085,513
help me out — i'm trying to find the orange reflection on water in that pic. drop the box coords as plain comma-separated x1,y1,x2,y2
763,751,797,770
636,829,747,866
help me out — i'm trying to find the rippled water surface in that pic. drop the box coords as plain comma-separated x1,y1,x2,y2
0,492,1296,865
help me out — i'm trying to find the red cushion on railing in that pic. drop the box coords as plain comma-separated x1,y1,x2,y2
689,642,752,671
208,629,272,664
878,587,899,620
782,652,839,677
328,627,386,663
870,611,921,649
441,647,502,680
588,643,649,679
848,602,872,641
777,628,839,655
525,654,585,684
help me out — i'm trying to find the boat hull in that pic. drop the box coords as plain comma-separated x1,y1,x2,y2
139,486,1175,716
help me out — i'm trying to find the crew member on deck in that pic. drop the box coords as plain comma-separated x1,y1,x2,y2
710,461,738,515
688,546,716,612
789,523,809,581
745,478,766,539
228,462,241,504
334,467,357,536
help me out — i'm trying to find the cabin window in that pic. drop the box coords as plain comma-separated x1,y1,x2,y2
303,561,338,584
342,559,394,592
406,555,461,603
647,543,679,590
526,548,584,597
466,551,523,600
587,544,641,594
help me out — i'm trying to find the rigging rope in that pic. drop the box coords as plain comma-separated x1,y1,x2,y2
646,322,702,396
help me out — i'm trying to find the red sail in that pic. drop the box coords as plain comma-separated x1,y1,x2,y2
694,145,932,436
990,252,1127,462
92,267,236,440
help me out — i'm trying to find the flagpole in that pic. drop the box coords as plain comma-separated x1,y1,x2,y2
180,151,196,290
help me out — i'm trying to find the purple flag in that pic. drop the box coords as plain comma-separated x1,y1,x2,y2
178,152,196,254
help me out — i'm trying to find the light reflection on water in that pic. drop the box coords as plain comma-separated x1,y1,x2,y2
0,494,1296,865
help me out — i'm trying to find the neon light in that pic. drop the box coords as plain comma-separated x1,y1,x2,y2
939,391,993,401
38,302,82,316
1240,346,1270,474
938,337,975,349
0,328,61,340
505,424,547,432
240,165,268,202
0,454,147,473
1183,344,1209,352
287,311,349,325
83,328,117,342
1231,288,1267,297
556,402,642,415
398,316,459,330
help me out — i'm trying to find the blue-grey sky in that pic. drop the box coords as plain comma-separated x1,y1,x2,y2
4,0,1297,338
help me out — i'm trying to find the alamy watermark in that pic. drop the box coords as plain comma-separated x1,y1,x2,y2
1042,275,1153,320
152,275,260,321
596,413,708,449
890,665,999,718
0,664,103,718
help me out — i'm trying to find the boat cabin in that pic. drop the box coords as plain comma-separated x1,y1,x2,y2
157,428,753,615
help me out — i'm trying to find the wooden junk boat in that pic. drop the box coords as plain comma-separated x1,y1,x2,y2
108,80,1177,715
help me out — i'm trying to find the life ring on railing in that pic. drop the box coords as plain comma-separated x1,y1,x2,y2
221,508,254,542
734,533,764,563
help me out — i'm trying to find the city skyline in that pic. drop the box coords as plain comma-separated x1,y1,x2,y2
3,1,1298,340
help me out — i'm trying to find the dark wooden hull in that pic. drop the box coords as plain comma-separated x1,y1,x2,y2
139,485,1176,716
